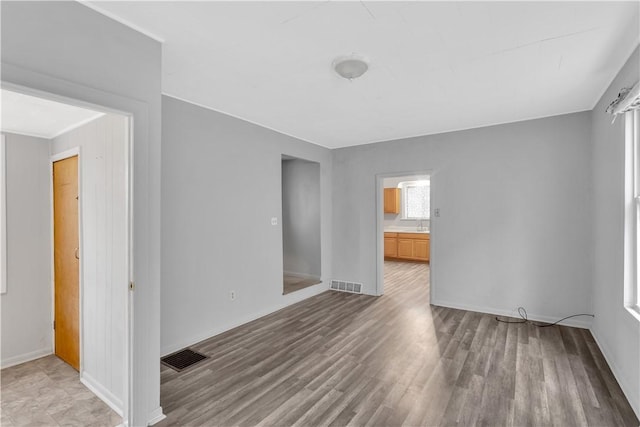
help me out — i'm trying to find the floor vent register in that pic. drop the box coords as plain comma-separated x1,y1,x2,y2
161,348,208,372
330,279,363,294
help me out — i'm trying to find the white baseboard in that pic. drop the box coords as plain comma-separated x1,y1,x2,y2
161,282,327,356
431,298,593,329
147,407,166,426
590,328,640,420
80,371,123,417
1,348,52,369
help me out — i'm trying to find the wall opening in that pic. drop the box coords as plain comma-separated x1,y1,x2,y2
281,155,321,294
0,86,131,422
376,171,433,297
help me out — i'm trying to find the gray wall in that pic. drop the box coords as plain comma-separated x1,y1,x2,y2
1,2,162,424
590,46,640,418
282,158,321,279
0,133,52,368
333,111,593,326
52,114,128,414
161,95,332,355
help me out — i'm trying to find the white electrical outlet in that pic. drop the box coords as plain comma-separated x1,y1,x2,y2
229,291,236,301
271,217,278,225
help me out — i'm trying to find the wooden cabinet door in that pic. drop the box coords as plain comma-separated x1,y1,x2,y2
425,239,430,262
384,237,397,257
383,188,400,214
397,239,414,258
414,239,429,261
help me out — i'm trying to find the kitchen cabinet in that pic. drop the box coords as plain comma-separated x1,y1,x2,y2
384,232,429,262
414,239,430,260
384,232,398,257
397,238,414,258
384,188,401,214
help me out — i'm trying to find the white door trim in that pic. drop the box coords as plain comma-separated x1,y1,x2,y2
3,81,134,424
0,134,6,295
375,170,434,298
2,59,162,424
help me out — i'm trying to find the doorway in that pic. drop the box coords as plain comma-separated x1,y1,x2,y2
376,171,433,297
281,155,322,295
52,155,80,370
0,85,132,421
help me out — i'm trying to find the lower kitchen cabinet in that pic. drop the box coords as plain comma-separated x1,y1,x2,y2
414,239,430,260
384,232,429,262
384,233,398,257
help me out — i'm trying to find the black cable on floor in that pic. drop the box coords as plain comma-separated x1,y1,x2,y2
495,306,594,327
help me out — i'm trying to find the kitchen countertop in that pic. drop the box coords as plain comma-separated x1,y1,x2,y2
384,228,430,234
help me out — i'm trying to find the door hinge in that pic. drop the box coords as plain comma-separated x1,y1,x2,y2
53,320,56,330
129,281,135,291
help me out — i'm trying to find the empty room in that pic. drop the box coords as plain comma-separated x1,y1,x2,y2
1,1,639,426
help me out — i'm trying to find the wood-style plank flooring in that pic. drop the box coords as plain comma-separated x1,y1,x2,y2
159,261,639,426
0,355,121,426
283,274,322,295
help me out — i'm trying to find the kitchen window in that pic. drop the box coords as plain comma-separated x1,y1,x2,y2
400,180,430,220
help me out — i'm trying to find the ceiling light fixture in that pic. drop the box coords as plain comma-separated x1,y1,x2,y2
333,55,369,80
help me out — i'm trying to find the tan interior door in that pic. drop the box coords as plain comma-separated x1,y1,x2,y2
53,155,80,370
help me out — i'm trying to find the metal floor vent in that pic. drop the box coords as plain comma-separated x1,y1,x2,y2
330,279,363,294
161,349,208,372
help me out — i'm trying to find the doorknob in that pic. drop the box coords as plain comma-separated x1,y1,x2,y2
75,248,79,259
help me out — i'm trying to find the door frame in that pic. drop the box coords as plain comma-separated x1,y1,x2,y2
3,81,134,422
375,170,434,298
50,148,82,372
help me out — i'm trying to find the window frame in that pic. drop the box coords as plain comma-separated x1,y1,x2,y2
400,180,430,220
625,109,640,316
1,134,6,295
632,109,640,311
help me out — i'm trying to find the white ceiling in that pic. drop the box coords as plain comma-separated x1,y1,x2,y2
1,89,104,139
88,1,639,148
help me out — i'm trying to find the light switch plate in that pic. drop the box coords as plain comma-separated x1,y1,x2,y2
271,217,278,225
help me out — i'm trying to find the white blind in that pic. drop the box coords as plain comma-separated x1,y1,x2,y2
404,184,429,219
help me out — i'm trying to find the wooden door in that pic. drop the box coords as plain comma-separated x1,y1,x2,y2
53,156,80,370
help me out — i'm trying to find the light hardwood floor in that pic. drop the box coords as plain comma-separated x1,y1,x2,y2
159,261,639,426
0,354,121,426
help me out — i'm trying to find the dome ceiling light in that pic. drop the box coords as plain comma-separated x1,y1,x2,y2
333,55,369,80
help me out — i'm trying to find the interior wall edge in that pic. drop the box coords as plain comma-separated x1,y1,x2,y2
0,348,52,370
160,94,332,356
80,371,124,417
282,271,321,280
3,1,161,424
147,407,167,426
161,283,328,357
430,298,593,330
590,327,640,419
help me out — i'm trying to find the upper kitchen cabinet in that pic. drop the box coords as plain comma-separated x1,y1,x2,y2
384,188,401,214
